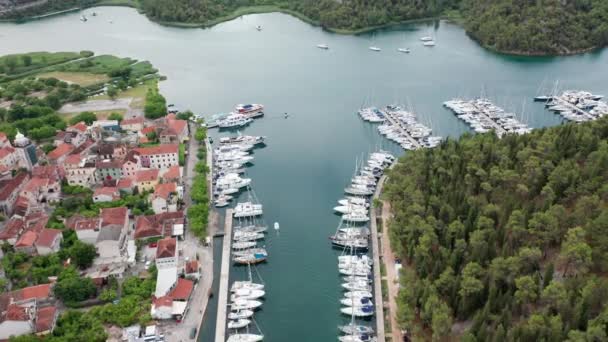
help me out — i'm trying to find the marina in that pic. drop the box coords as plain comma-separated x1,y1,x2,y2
443,98,532,137
359,105,442,150
206,104,265,129
535,90,607,122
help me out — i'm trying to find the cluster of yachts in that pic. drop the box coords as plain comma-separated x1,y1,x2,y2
207,104,264,129
226,270,266,342
444,98,532,137
316,36,436,53
535,90,607,123
329,151,395,342
212,134,266,208
359,105,442,150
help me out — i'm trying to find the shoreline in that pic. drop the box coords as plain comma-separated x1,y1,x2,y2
1,4,603,57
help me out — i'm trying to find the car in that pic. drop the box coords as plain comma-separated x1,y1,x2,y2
149,242,158,248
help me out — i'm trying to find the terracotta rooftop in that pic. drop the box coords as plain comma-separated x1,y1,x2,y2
153,295,172,308
15,230,38,248
47,143,74,160
167,278,193,301
5,304,29,321
0,146,15,159
36,228,61,248
140,126,156,135
94,186,119,199
168,119,187,135
135,144,178,156
153,182,176,200
67,121,88,133
20,284,52,300
0,173,28,201
134,211,184,239
100,207,128,227
74,217,101,231
121,117,144,125
185,260,199,274
35,306,57,333
117,178,133,189
0,217,25,240
156,237,177,259
161,165,181,181
24,177,50,193
96,159,123,169
32,165,64,181
135,169,159,183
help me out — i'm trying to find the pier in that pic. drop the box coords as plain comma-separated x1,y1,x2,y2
371,177,386,342
383,110,422,149
214,209,233,342
549,96,596,121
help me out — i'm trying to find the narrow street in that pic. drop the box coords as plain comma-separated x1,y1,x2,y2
381,200,403,342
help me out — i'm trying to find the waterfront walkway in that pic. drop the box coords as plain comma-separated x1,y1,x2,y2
214,209,233,342
380,200,403,341
371,177,386,342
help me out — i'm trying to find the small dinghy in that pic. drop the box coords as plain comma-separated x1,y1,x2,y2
274,222,279,230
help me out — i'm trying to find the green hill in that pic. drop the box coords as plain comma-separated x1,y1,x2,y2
383,118,608,340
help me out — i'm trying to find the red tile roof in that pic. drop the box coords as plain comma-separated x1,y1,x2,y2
156,237,176,259
168,119,187,135
135,169,159,183
161,165,181,181
153,295,173,308
185,260,199,274
6,304,29,321
64,154,83,166
15,230,38,248
121,117,144,126
0,146,15,159
20,284,52,300
100,207,128,227
67,121,88,133
135,144,178,156
167,278,193,301
32,165,64,181
47,143,74,160
24,177,51,193
35,306,57,333
140,126,156,135
0,173,28,201
153,182,176,200
134,211,184,239
117,178,133,189
36,229,61,248
0,217,25,240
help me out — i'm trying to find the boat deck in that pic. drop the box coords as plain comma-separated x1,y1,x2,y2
214,209,233,342
551,96,596,121
383,110,422,149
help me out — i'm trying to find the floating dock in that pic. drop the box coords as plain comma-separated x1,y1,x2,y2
214,209,233,342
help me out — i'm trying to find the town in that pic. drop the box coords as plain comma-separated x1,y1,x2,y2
0,107,210,341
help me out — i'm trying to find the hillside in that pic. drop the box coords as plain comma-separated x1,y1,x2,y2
2,1,607,55
383,118,608,340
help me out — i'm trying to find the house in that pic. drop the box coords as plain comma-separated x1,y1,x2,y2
46,143,74,165
64,155,97,187
0,217,25,245
160,114,188,143
122,151,141,178
151,278,193,320
21,177,60,204
96,159,123,182
160,165,181,183
154,237,178,297
184,260,200,280
117,178,134,195
0,284,57,340
64,122,89,147
35,229,63,255
134,144,179,170
14,230,38,255
134,211,184,239
151,182,177,214
92,120,120,132
0,146,19,171
73,217,101,245
93,187,120,203
31,166,64,183
0,173,29,216
120,117,144,132
134,169,159,192
96,207,129,260
53,131,79,147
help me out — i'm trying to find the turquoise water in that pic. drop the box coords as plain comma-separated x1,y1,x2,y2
1,7,608,342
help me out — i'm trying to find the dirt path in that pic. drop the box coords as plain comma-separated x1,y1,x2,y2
381,200,403,341
58,98,133,114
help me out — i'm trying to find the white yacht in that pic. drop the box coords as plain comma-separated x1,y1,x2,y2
230,299,263,310
397,48,411,53
234,225,268,234
231,281,264,292
233,232,265,242
342,212,369,223
423,41,436,47
344,290,373,299
227,334,264,342
420,36,433,41
339,324,375,335
342,281,372,292
340,296,374,307
333,205,367,214
227,319,251,329
317,44,329,49
232,241,257,250
339,334,377,342
218,114,253,128
231,288,265,301
234,202,263,217
220,134,266,146
369,46,381,52
340,305,375,317
227,309,254,320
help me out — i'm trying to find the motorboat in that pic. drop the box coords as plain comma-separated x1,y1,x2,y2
234,202,263,217
228,319,251,329
420,36,433,41
220,134,266,146
339,323,375,335
317,44,329,49
256,25,262,31
235,104,264,115
227,334,263,342
80,15,88,22
340,297,374,307
227,309,254,319
231,281,264,292
232,241,257,250
340,305,375,317
274,222,280,230
215,143,254,153
369,46,381,52
423,41,436,47
344,186,373,196
230,299,263,310
338,198,369,207
214,196,232,208
231,288,265,301
397,48,410,53
215,187,239,196
218,114,253,128
216,174,251,189
534,95,553,102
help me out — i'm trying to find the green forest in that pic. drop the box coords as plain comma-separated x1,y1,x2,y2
383,117,608,341
2,0,607,54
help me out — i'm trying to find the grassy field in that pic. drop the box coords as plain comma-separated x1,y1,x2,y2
95,78,156,110
36,71,110,86
0,51,81,77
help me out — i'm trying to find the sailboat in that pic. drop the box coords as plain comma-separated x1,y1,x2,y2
226,334,263,342
397,48,411,53
228,319,251,329
317,44,329,49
